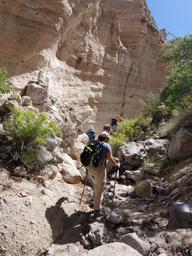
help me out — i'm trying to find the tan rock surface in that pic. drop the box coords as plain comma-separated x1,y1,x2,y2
0,171,80,256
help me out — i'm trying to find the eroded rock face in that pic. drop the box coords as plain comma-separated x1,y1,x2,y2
0,0,165,131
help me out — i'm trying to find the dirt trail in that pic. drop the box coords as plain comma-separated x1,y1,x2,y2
47,165,192,256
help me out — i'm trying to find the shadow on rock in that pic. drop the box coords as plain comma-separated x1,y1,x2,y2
45,197,68,241
46,197,91,244
55,210,91,245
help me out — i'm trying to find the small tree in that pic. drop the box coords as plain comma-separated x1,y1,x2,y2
161,35,192,112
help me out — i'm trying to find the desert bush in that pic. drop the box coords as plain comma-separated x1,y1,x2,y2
0,67,11,93
143,94,169,124
4,107,62,168
109,133,126,149
21,147,40,166
5,107,62,145
110,117,151,149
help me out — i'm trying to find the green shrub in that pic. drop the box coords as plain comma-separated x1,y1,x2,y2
109,133,126,149
160,35,192,113
4,107,62,168
161,61,192,111
21,147,40,166
118,117,151,138
110,117,151,150
4,107,62,145
143,94,169,124
0,67,11,93
117,119,140,139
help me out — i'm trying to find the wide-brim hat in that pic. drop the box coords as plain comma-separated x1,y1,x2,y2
99,131,111,140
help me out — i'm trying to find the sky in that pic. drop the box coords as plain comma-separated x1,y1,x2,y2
147,0,192,40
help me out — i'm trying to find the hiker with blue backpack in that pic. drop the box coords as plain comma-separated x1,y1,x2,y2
80,131,119,215
86,126,96,143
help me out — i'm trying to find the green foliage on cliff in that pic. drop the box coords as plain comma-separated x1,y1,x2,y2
0,67,11,93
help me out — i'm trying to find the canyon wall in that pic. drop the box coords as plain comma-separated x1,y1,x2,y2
0,0,165,131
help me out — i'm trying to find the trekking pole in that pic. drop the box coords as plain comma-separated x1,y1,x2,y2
111,165,119,203
79,169,88,205
109,165,119,219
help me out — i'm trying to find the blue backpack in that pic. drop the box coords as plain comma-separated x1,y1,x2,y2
86,128,96,142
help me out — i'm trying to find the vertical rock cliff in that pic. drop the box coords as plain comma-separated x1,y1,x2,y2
0,0,165,131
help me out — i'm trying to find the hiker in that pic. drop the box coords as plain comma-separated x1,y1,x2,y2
111,116,117,133
87,131,119,213
103,123,113,135
111,115,123,133
86,126,96,143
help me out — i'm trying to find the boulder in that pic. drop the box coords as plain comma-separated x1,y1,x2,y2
168,127,192,161
39,146,53,162
9,93,22,104
125,169,144,182
113,183,134,197
45,137,59,152
84,242,142,256
59,163,82,184
86,222,105,247
13,166,27,178
0,93,10,110
167,202,192,229
4,99,19,110
134,180,152,198
119,142,146,167
120,232,151,256
21,96,32,106
144,139,169,155
62,153,77,167
106,210,125,225
41,164,59,179
72,140,85,160
25,82,48,105
46,243,85,256
51,148,64,164
77,133,89,144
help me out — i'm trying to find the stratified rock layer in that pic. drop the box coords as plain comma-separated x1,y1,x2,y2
0,0,165,131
